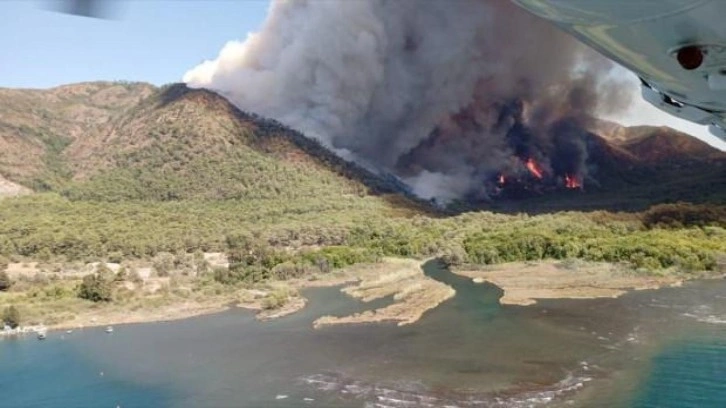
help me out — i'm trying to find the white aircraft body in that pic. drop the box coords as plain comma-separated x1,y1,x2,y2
513,0,726,141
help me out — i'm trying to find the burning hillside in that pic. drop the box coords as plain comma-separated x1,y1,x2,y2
395,96,605,203
184,0,636,203
491,156,582,198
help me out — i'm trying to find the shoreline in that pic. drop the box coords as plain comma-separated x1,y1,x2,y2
5,258,718,336
1,297,308,337
0,260,409,336
2,302,234,337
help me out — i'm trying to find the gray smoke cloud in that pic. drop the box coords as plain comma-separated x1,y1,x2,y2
184,0,632,202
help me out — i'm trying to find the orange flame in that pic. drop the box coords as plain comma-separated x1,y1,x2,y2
564,174,582,189
525,158,544,179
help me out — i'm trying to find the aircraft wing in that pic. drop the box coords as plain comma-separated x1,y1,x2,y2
512,0,726,141
49,0,111,19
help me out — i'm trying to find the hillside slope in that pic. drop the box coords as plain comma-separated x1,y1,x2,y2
0,83,722,272
594,120,726,163
0,81,154,187
0,83,433,260
0,82,420,208
618,126,726,163
61,83,414,204
0,81,723,214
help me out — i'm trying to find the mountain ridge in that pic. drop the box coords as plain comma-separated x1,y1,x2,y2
0,81,723,211
593,120,726,163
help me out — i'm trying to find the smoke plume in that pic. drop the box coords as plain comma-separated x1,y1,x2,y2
184,0,632,202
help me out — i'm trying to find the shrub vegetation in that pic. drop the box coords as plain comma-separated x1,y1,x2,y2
77,271,114,302
2,305,21,328
0,270,11,292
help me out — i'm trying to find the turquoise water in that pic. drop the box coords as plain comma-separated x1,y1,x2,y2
2,261,726,407
0,335,171,407
633,339,726,408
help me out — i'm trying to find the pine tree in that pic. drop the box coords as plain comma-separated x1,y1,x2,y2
0,270,11,292
78,273,113,302
2,306,20,329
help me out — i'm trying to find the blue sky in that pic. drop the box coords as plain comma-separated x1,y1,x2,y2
0,0,269,88
1,0,724,149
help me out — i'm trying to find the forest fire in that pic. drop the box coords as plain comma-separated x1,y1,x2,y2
399,100,596,200
564,174,582,189
490,158,585,197
525,158,544,179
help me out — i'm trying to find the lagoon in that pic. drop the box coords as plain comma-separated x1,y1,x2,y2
2,261,725,407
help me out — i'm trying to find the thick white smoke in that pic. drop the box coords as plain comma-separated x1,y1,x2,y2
184,0,631,202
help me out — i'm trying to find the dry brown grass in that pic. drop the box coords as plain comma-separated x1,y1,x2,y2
314,258,454,328
454,260,684,306
0,82,154,183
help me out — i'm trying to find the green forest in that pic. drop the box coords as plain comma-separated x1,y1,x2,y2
0,83,725,330
0,83,724,309
1,192,723,277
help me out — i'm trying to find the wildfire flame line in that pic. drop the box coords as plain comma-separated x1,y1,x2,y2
525,158,544,179
564,174,582,189
494,157,583,193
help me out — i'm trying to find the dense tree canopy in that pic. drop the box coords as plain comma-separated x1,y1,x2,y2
2,306,20,328
78,272,114,302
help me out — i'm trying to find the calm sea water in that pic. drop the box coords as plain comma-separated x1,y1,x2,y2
1,261,725,408
632,339,726,408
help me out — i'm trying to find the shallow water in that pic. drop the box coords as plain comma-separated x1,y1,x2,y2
1,261,726,407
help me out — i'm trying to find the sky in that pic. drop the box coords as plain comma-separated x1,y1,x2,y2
604,74,726,151
1,0,724,150
0,0,270,87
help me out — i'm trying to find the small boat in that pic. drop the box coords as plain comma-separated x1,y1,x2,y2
105,326,114,334
66,330,73,334
37,332,47,340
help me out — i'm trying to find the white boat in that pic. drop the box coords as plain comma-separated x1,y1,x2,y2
37,331,47,340
105,326,114,333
